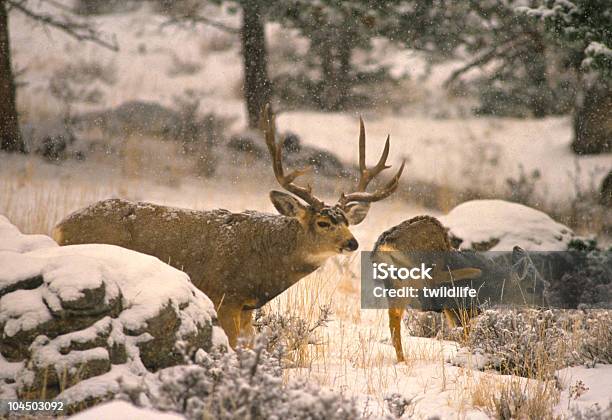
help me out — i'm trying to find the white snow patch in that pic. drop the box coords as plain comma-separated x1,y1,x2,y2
211,325,230,350
556,365,612,416
0,215,58,253
69,398,185,420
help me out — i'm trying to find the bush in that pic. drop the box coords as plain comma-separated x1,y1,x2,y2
467,309,572,377
570,401,612,420
547,242,612,309
463,309,612,377
119,338,360,420
253,305,332,367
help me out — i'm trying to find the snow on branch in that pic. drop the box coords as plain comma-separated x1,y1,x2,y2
162,14,240,34
444,39,521,87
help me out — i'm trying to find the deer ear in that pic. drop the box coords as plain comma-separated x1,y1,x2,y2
270,191,307,218
343,202,370,225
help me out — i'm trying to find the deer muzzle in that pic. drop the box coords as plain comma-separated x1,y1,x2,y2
343,238,359,252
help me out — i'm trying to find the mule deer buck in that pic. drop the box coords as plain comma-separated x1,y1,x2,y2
374,216,548,362
53,106,405,348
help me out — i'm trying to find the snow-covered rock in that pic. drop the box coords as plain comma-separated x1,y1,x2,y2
69,400,185,420
0,215,57,253
0,215,227,412
440,200,574,251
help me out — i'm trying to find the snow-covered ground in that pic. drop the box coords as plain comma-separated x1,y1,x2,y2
2,3,611,419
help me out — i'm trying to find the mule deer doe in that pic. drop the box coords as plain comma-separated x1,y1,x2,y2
374,216,548,362
53,106,405,347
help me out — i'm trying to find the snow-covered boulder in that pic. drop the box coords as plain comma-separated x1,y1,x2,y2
69,400,185,420
0,215,58,253
439,200,574,251
0,216,227,411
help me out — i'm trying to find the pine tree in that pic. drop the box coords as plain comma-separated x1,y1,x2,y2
520,0,611,154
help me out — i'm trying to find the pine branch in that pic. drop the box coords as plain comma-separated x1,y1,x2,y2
7,0,119,51
163,14,240,34
444,39,520,87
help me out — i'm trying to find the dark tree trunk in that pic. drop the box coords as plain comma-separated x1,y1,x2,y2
318,36,336,110
0,0,24,153
572,77,611,155
600,170,612,207
336,29,352,111
241,0,271,129
525,32,550,118
318,29,352,112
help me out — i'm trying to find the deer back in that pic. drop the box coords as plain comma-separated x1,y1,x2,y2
54,199,317,308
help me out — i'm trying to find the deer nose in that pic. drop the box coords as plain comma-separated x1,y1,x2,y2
345,238,359,251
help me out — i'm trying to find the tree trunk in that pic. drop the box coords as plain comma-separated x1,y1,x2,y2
572,77,611,155
336,29,352,111
0,0,24,152
241,0,271,129
525,32,550,118
318,36,337,111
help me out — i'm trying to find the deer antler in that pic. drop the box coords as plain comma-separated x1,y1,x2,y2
338,118,405,206
261,105,325,209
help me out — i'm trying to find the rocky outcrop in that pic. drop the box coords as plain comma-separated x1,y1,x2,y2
0,216,227,411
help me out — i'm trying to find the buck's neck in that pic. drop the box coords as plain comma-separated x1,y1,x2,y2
246,214,330,307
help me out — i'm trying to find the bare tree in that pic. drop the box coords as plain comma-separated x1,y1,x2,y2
0,1,22,152
0,0,117,153
241,0,271,128
165,0,271,129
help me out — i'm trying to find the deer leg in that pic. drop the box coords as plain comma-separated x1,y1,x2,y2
239,309,255,347
443,308,459,328
217,305,242,349
389,307,405,363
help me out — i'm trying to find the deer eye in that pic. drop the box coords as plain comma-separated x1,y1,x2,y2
317,221,331,228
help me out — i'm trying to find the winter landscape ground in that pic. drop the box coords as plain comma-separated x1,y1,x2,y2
0,1,611,419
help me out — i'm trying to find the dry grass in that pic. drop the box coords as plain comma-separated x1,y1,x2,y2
469,373,560,420
0,170,123,235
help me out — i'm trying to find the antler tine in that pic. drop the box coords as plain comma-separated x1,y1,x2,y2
339,117,405,206
358,117,366,170
341,160,405,203
261,105,324,208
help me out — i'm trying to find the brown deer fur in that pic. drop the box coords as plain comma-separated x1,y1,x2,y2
373,216,481,362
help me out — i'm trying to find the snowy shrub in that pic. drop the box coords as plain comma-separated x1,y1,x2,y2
492,378,558,420
253,305,332,367
572,310,612,365
384,392,416,419
120,337,360,420
466,309,573,377
172,91,234,178
570,401,612,420
49,59,117,107
402,310,444,338
402,310,464,342
504,164,541,207
547,241,612,309
463,309,611,377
